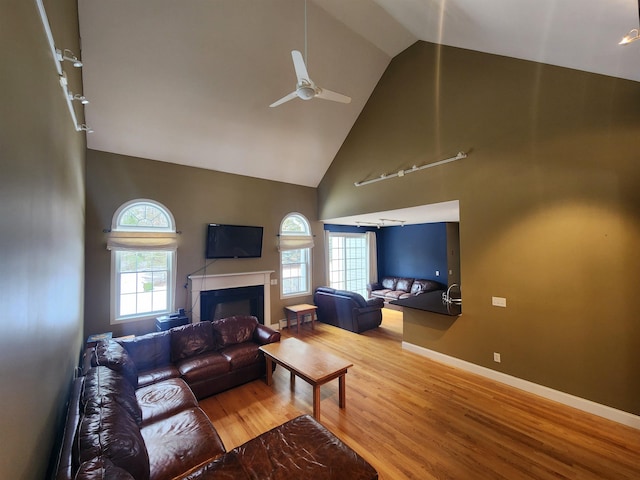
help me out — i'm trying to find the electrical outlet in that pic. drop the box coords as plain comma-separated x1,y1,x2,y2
492,296,507,307
270,279,278,285
493,352,501,363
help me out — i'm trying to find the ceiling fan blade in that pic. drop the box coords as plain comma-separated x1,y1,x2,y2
315,87,351,104
269,91,298,108
291,50,310,83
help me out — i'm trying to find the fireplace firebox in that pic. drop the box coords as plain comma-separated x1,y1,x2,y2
200,285,264,324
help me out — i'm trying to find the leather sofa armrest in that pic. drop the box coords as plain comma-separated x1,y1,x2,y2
367,282,382,292
253,324,281,345
365,298,384,309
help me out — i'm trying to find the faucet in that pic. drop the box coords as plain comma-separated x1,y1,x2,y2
442,283,462,304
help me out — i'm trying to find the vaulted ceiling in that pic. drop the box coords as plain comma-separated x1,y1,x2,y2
78,0,640,189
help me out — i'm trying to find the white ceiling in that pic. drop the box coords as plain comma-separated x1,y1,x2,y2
322,200,460,226
78,0,640,221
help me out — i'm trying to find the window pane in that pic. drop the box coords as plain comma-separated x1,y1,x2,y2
281,214,309,234
119,252,138,273
118,203,170,229
137,291,153,313
120,293,137,316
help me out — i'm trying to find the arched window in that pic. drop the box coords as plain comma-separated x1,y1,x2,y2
107,199,177,323
279,213,313,297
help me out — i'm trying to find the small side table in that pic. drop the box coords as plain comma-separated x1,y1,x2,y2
284,304,318,334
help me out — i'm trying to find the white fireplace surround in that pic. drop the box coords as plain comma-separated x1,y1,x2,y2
189,271,274,324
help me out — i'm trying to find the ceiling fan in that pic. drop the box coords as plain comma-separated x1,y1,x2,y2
269,1,351,108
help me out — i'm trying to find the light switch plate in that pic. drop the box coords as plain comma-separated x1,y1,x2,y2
492,296,507,307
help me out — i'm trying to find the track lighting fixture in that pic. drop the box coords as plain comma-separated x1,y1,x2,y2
355,219,406,228
56,48,83,67
619,0,640,45
69,93,89,104
354,152,468,187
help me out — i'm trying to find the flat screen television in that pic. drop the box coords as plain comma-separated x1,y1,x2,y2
205,224,263,259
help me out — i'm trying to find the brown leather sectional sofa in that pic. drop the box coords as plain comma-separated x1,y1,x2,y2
55,315,378,480
367,276,445,302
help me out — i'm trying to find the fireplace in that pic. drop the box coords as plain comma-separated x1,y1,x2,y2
189,271,274,325
200,285,264,324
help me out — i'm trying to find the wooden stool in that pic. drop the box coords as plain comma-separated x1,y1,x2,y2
284,304,318,334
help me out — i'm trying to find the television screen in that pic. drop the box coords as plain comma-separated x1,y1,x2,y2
206,224,263,259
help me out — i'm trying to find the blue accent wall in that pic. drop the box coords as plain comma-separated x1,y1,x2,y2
378,223,447,281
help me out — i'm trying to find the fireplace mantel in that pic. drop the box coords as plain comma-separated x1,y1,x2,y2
189,271,274,324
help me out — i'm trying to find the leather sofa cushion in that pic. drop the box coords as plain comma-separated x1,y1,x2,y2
176,351,230,384
141,407,226,480
212,315,257,348
82,366,142,425
384,290,406,300
170,321,215,362
136,378,198,425
75,456,135,480
137,365,181,388
77,402,150,480
119,331,171,372
395,277,414,292
220,343,262,369
381,277,397,289
92,340,138,388
185,414,378,480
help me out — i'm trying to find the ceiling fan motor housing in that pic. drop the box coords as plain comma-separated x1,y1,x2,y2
297,85,316,100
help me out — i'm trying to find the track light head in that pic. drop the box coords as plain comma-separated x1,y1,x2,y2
69,93,89,104
56,48,83,67
79,124,94,133
620,0,640,45
619,28,640,45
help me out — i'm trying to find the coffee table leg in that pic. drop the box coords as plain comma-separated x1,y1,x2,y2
313,385,321,420
290,370,295,389
265,356,273,386
339,374,346,408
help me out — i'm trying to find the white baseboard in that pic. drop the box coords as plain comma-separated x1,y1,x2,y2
402,341,640,430
277,317,312,330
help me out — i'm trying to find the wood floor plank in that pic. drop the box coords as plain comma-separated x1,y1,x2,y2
198,309,640,479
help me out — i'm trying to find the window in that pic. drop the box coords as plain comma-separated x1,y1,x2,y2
327,233,369,298
108,200,177,323
279,213,313,297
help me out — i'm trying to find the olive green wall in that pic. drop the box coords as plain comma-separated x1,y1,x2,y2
318,41,640,415
0,1,85,478
85,149,322,337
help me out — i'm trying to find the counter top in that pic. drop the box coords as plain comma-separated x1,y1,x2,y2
390,290,461,316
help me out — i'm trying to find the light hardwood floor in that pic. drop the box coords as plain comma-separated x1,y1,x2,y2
199,309,640,479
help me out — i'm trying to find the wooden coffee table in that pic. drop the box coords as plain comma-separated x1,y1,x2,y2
259,337,353,421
